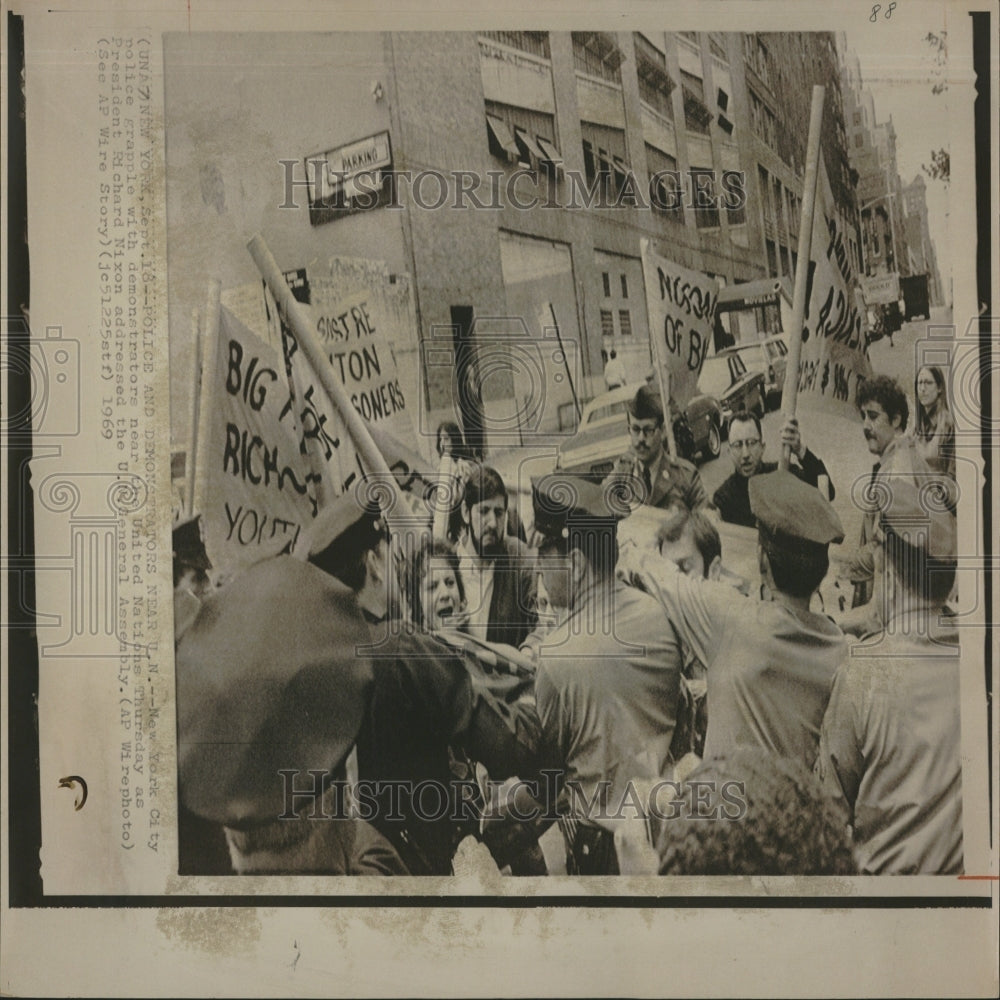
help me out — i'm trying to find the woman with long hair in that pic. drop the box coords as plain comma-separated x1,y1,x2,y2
914,365,955,479
435,421,474,461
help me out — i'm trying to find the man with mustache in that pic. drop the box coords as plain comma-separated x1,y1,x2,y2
602,383,707,511
846,374,909,610
457,464,538,650
713,410,835,528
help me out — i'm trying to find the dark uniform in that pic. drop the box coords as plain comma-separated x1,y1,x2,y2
175,555,408,875
304,491,546,875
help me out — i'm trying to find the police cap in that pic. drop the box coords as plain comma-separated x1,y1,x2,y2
749,469,845,546
532,473,627,543
306,489,385,560
878,474,956,559
173,514,212,572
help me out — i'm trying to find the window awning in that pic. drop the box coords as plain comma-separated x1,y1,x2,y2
536,135,564,175
636,53,675,97
514,126,545,163
717,277,792,311
682,86,714,129
486,114,519,161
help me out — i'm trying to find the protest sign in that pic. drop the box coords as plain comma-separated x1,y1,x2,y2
199,305,317,571
795,164,874,416
640,241,718,409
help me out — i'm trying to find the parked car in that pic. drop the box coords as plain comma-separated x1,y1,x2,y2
697,351,766,429
720,336,789,409
554,380,724,480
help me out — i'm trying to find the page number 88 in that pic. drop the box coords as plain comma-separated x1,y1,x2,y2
871,2,897,20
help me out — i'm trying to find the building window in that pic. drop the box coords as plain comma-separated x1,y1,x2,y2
853,110,862,126
572,31,624,84
619,309,633,336
726,174,746,227
602,272,611,297
485,100,562,174
646,142,684,224
620,274,629,298
681,71,713,134
771,176,784,234
709,33,728,62
855,132,864,148
634,33,675,119
765,239,777,277
748,87,777,148
600,309,615,337
743,34,770,87
580,121,631,203
478,30,551,60
692,168,720,229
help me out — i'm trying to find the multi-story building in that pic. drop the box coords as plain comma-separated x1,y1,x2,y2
902,174,943,307
838,36,913,285
166,30,862,458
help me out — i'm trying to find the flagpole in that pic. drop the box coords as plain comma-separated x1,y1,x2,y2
184,307,201,517
780,85,825,471
247,234,402,506
191,281,221,518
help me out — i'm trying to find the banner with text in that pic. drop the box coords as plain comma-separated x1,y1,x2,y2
796,164,874,417
640,241,718,410
202,305,318,573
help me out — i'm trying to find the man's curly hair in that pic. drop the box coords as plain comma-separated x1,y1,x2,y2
656,749,856,876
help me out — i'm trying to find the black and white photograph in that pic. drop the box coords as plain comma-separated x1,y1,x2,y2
164,24,974,881
3,1,997,996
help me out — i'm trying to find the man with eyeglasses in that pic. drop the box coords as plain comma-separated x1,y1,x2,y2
713,410,835,528
602,383,707,512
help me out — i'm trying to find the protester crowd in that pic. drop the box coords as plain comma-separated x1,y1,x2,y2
173,365,962,878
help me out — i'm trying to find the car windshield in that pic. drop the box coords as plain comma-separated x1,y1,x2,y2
698,356,734,397
735,346,764,368
584,399,628,424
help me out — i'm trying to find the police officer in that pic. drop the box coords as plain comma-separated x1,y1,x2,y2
817,474,962,874
175,546,407,875
620,469,847,769
602,383,707,511
532,473,683,875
